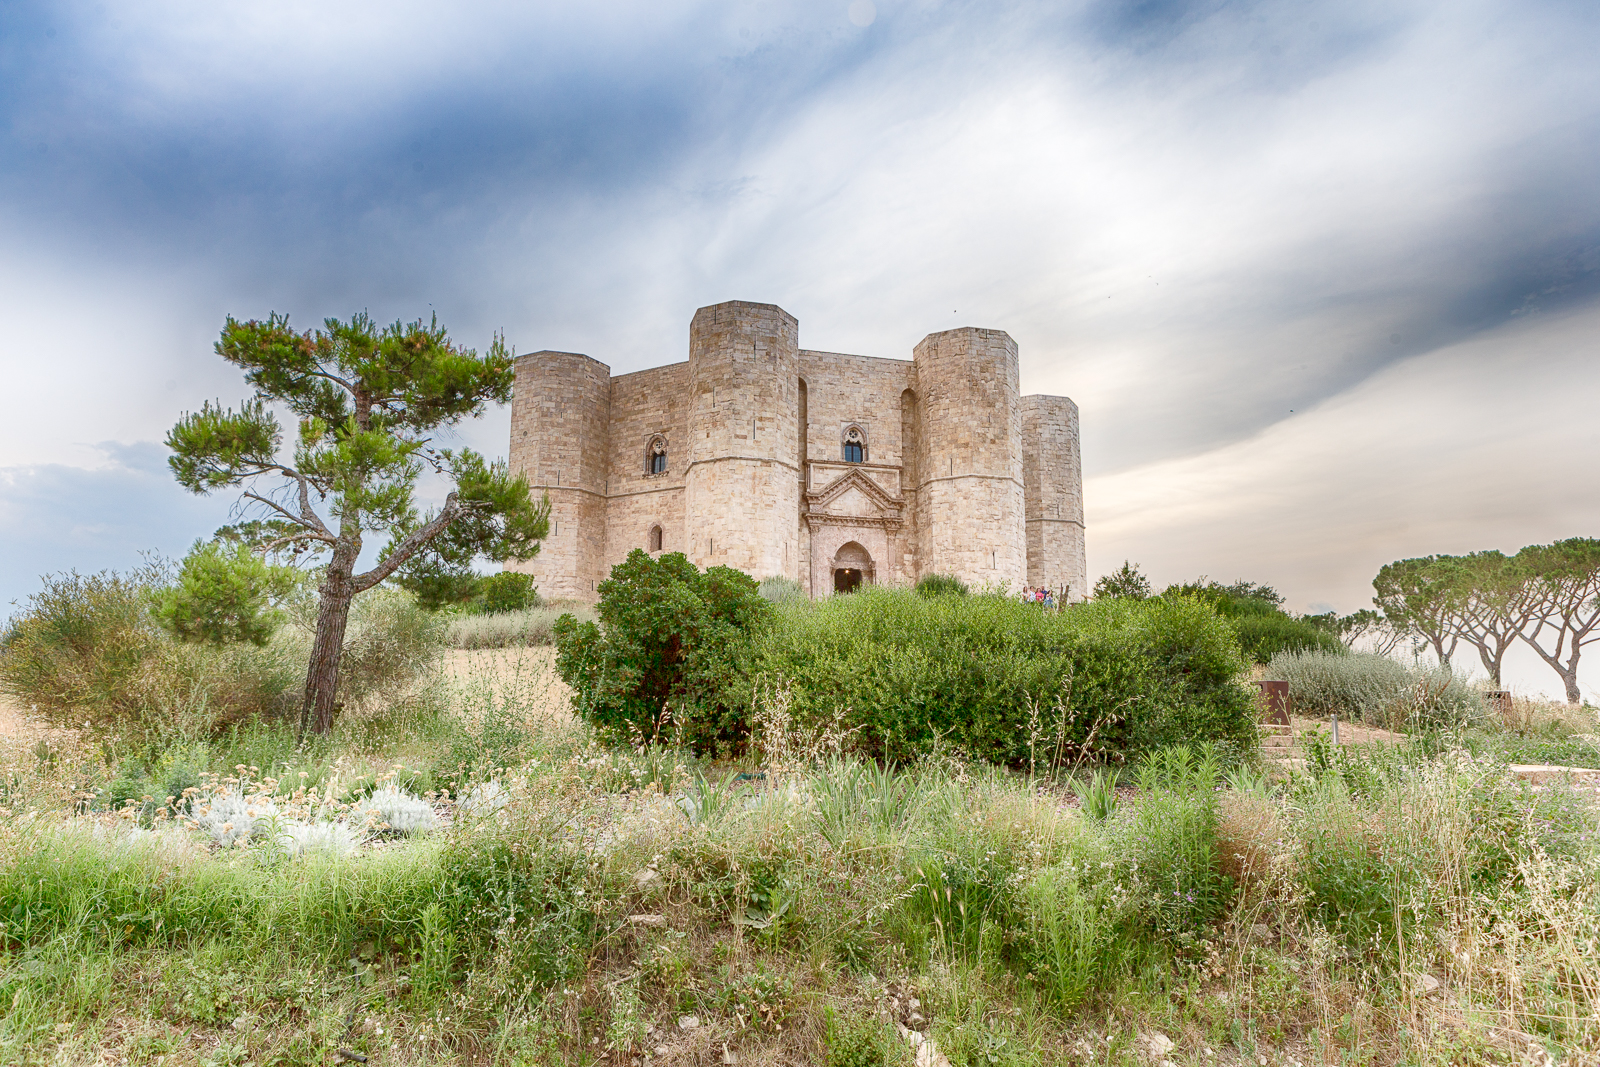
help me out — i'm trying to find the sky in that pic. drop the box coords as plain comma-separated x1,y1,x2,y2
2,0,1598,698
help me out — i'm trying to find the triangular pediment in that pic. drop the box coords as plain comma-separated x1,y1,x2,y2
807,467,902,513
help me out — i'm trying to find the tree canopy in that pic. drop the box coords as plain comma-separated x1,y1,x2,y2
1092,561,1152,601
1370,539,1600,701
166,311,549,733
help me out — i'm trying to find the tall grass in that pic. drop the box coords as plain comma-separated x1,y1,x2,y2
444,602,595,648
1267,648,1483,728
2,571,445,745
3,648,1598,1065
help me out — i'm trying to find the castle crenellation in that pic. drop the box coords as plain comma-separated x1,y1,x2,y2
508,300,1085,602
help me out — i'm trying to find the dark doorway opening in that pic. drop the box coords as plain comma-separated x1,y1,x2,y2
834,568,863,594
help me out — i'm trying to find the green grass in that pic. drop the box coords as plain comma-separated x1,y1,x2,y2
1,650,1598,1066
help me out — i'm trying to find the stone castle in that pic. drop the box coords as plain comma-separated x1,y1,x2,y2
507,300,1085,601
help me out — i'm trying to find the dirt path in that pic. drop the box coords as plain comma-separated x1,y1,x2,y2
0,691,76,742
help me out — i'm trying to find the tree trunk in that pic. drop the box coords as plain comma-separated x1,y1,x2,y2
1471,643,1505,687
1430,633,1452,668
1561,659,1582,705
301,544,359,735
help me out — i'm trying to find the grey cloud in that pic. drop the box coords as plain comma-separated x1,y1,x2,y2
0,0,1596,644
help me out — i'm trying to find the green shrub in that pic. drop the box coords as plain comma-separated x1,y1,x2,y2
1162,579,1342,663
474,571,539,615
1267,649,1482,728
914,573,969,598
553,550,772,751
1068,596,1255,755
748,589,1255,766
149,540,299,647
0,568,164,730
1229,613,1345,663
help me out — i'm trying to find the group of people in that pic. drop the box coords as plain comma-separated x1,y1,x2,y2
1021,585,1058,608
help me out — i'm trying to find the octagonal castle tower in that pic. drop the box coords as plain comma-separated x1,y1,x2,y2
507,301,1085,601
685,301,803,582
911,328,1027,588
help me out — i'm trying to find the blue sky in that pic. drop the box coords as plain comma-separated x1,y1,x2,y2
2,0,1598,695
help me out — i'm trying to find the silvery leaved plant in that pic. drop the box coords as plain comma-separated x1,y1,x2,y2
459,780,510,819
280,820,362,858
189,789,279,848
354,785,437,835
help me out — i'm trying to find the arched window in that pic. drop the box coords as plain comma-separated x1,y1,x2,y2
649,525,663,552
842,425,866,464
646,436,667,475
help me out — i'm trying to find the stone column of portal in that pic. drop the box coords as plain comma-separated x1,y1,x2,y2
912,327,1026,592
506,350,611,601
685,301,802,582
1022,394,1087,602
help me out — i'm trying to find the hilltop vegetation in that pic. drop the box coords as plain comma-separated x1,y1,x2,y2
553,551,1256,766
0,554,1597,1066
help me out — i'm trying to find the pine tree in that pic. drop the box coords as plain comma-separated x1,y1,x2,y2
167,311,549,733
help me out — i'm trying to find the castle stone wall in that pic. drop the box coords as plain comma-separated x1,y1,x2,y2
1021,394,1088,601
797,351,916,593
798,351,913,475
898,386,920,582
605,361,690,565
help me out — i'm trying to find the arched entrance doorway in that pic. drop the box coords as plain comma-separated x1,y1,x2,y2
832,541,873,594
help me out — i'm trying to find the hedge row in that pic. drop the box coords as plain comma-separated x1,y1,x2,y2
748,588,1256,764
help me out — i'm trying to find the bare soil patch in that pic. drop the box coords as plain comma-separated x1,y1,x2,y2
437,645,573,724
1287,714,1404,746
0,691,76,743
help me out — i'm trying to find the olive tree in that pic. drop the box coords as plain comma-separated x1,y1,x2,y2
166,311,549,734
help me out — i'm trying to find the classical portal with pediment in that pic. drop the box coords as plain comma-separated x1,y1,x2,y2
804,462,904,593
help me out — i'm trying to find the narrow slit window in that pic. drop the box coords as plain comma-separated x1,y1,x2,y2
649,525,663,552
